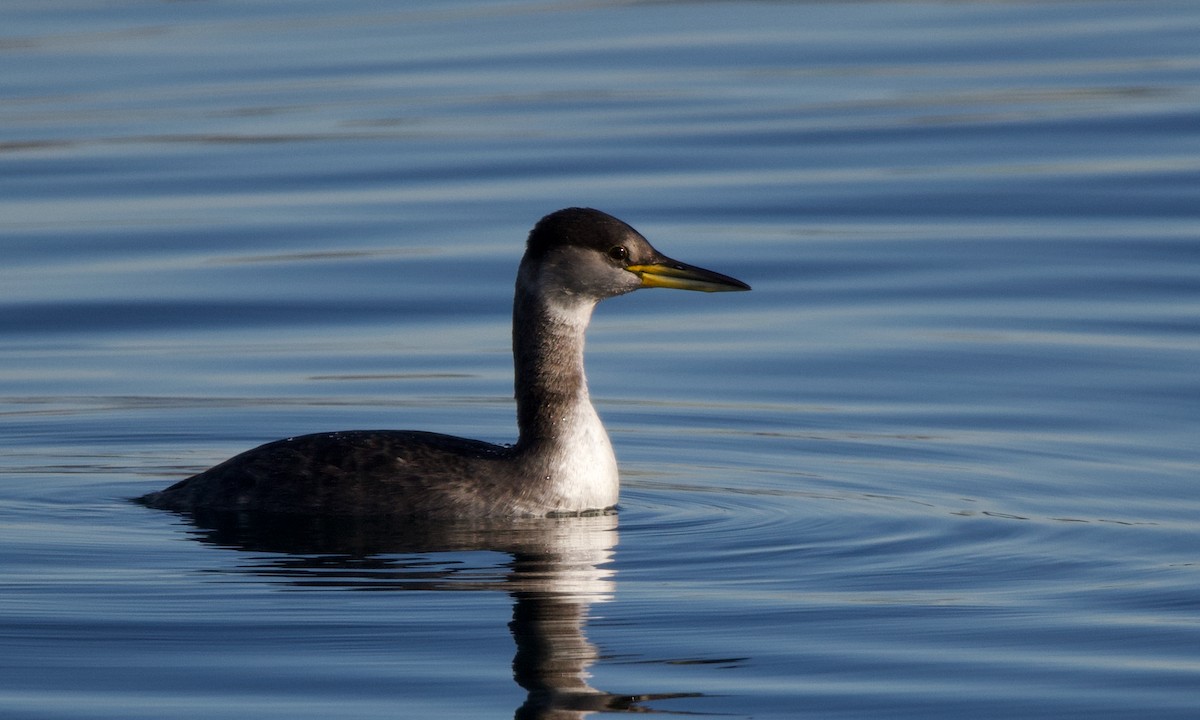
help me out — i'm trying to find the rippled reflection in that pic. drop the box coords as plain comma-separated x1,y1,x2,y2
160,509,698,718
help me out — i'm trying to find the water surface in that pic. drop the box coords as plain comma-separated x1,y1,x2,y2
2,1,1199,718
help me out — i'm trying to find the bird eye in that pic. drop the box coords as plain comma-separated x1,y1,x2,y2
607,245,628,262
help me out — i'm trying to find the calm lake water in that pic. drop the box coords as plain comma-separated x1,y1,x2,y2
3,1,1199,718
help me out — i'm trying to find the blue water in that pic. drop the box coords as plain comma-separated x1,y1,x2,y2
3,1,1199,718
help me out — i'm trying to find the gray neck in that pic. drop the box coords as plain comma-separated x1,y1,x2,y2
511,278,596,450
506,261,620,513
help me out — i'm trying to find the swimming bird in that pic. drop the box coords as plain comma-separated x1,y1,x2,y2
137,208,749,517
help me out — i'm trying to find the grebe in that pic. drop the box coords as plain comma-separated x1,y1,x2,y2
137,208,749,517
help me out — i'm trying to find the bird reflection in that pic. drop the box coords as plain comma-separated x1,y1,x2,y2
160,509,700,718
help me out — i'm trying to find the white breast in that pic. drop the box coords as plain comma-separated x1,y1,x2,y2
544,393,620,512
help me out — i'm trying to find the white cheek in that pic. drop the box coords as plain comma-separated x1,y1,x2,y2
544,292,595,330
